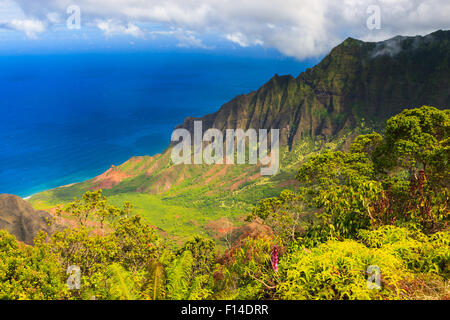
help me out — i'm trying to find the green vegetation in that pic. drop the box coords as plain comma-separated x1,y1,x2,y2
2,106,448,300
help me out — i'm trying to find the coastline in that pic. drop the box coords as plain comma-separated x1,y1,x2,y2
21,181,86,202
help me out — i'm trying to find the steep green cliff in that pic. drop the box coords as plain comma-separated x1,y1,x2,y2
178,30,449,147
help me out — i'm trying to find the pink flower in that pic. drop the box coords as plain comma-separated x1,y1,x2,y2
271,245,278,273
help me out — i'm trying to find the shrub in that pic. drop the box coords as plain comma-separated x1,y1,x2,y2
277,239,409,300
0,230,66,299
358,226,450,277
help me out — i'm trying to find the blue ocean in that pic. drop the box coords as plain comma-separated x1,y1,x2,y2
0,51,314,197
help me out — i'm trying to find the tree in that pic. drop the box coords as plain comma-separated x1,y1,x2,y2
296,151,383,238
381,106,449,176
59,190,131,230
248,190,312,245
251,106,449,241
374,106,449,231
37,191,162,299
177,236,216,276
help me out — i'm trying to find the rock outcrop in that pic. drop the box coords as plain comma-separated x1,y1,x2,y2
0,194,59,244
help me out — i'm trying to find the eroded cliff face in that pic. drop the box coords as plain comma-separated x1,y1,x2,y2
177,30,450,148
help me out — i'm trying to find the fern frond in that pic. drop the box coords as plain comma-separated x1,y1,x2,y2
165,250,194,300
105,263,137,300
147,260,165,300
186,274,212,300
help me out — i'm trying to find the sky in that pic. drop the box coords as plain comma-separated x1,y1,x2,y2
0,0,449,58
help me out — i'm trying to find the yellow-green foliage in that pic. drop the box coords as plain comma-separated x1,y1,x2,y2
0,230,66,299
358,226,450,277
276,225,450,300
277,239,409,300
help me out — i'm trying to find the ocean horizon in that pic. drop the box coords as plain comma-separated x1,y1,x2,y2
0,51,315,198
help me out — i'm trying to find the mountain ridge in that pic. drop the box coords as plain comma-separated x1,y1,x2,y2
176,29,449,148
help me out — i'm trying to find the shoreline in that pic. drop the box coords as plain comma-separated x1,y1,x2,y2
21,181,86,201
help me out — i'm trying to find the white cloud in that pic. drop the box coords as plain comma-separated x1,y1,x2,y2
0,0,46,38
46,12,61,23
148,28,211,48
225,32,249,47
174,30,211,48
96,19,144,37
225,32,264,47
7,0,450,58
0,18,45,38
